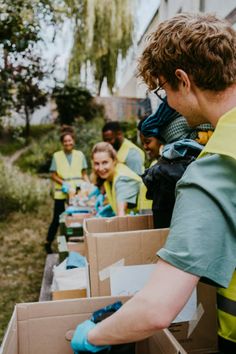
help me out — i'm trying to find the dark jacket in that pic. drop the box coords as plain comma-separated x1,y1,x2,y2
142,139,203,228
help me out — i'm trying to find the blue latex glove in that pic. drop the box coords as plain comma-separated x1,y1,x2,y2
61,182,70,194
95,194,105,212
71,319,111,353
96,204,115,218
88,186,100,199
66,252,86,269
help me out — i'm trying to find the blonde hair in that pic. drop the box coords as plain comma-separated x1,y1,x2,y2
91,142,117,186
138,13,236,91
92,142,117,161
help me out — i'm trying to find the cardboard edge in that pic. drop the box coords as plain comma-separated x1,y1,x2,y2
0,308,18,354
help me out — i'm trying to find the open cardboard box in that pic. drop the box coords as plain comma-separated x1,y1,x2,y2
84,214,168,297
53,238,90,301
84,215,218,354
0,296,186,354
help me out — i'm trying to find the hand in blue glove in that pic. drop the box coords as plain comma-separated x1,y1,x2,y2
61,182,70,194
88,186,100,199
71,319,111,353
95,194,105,212
96,204,115,218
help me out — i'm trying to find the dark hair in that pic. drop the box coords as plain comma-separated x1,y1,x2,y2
60,125,75,142
138,13,236,91
102,121,122,133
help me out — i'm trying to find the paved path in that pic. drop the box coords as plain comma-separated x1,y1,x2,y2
7,145,30,164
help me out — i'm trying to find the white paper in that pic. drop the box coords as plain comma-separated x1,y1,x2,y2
51,257,90,294
110,264,197,323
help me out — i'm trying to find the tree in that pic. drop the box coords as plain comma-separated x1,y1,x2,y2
13,55,48,139
66,0,134,95
52,84,104,125
0,0,55,128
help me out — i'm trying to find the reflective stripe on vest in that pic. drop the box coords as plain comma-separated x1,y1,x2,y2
104,163,151,214
217,292,236,317
53,150,83,199
117,138,145,171
217,271,236,342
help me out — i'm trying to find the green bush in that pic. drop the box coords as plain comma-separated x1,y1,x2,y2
120,120,138,143
17,129,61,173
75,117,105,169
0,157,49,219
52,85,104,125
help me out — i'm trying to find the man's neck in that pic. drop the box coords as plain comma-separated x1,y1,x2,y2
196,84,236,127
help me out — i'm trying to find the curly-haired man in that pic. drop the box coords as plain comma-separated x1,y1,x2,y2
70,13,236,354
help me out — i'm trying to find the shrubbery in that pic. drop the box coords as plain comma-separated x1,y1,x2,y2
0,157,49,219
17,129,61,173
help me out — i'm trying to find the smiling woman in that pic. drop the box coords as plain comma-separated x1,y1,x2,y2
45,125,89,253
91,142,149,216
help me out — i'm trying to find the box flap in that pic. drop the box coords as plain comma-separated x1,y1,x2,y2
86,225,168,296
84,214,155,235
2,297,187,354
0,308,18,354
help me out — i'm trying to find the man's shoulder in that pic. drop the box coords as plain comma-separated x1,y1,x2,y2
178,153,236,194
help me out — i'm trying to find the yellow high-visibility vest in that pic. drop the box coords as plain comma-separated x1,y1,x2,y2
104,163,152,214
198,107,236,160
117,138,145,172
53,150,84,200
199,107,236,342
150,159,158,167
218,272,236,343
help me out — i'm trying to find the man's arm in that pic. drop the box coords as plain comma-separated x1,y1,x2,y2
88,259,199,345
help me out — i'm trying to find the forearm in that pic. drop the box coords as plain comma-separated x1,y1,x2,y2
82,169,90,183
51,172,63,185
116,201,127,216
88,260,199,345
88,294,158,345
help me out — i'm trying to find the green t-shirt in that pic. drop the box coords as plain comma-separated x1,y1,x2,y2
126,148,143,175
115,176,140,205
157,153,236,288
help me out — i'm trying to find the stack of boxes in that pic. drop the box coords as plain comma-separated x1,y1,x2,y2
1,214,218,354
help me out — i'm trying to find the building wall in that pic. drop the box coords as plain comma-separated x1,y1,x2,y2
118,0,236,101
95,96,151,122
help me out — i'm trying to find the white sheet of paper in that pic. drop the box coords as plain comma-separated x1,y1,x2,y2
110,264,197,323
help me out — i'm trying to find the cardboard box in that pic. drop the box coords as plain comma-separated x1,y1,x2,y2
84,214,169,297
61,211,93,238
84,215,218,354
109,264,218,353
57,236,87,261
169,282,218,354
51,255,90,301
67,240,87,256
0,296,186,354
52,288,87,300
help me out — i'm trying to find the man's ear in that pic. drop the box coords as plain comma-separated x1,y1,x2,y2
175,69,191,91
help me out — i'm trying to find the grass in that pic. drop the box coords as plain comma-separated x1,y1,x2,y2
0,198,54,344
0,140,25,156
0,123,55,157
